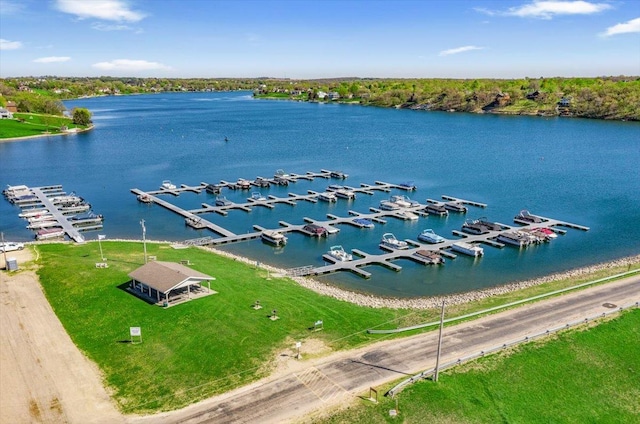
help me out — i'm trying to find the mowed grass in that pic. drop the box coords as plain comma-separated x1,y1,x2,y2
0,113,85,139
312,309,640,424
34,242,639,415
35,242,411,413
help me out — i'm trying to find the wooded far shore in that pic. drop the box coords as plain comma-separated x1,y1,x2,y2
1,75,639,121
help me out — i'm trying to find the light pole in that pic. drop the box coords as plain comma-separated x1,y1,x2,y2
98,234,105,261
140,219,147,263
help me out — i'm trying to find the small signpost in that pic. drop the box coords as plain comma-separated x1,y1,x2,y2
313,320,324,331
253,300,262,310
270,309,279,321
130,326,142,344
98,234,106,261
295,341,302,359
369,387,378,403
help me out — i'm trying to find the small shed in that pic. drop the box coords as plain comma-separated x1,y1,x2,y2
128,261,215,307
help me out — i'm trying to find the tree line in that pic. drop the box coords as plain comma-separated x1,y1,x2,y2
1,75,638,121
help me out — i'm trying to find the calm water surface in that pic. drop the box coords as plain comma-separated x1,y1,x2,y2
1,91,638,297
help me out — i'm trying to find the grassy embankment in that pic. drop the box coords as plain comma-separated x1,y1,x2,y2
312,308,640,423
0,113,87,139
32,242,639,414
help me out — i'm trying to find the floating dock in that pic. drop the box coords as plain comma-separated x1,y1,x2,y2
130,170,589,279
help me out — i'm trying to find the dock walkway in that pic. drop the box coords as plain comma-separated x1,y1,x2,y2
30,188,85,243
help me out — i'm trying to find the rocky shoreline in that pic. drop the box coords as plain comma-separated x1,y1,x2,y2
202,244,639,310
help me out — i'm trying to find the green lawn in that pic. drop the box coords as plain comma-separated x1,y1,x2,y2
0,113,86,139
35,242,409,413
312,309,640,423
32,242,639,415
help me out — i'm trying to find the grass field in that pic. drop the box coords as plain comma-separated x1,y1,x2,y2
0,113,86,139
31,242,639,414
311,309,640,423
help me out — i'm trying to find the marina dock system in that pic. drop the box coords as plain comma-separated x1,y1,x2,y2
3,184,103,243
130,170,589,279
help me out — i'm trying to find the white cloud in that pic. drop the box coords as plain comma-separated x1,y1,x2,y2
55,0,145,22
0,38,22,50
602,17,640,36
92,59,171,71
477,1,611,19
439,45,484,56
91,22,133,31
33,56,71,63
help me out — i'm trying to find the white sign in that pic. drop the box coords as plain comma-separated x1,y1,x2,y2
295,342,302,348
130,327,141,337
315,320,323,326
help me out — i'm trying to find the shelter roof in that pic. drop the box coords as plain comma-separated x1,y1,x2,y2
128,261,214,293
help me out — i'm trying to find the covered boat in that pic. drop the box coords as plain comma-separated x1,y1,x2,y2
261,230,288,246
352,218,374,228
451,241,484,257
415,250,445,265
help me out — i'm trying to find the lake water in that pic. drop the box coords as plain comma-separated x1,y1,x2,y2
1,91,638,297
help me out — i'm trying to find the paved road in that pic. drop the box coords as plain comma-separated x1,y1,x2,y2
130,276,639,424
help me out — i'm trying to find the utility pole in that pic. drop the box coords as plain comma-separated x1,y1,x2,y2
140,219,147,263
1,232,7,269
434,300,445,382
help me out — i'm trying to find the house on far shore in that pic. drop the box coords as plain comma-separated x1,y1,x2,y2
5,101,18,113
127,261,216,307
0,107,13,119
328,91,340,100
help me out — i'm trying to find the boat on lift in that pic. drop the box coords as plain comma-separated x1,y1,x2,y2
451,241,484,257
380,233,409,250
36,228,65,240
161,180,176,190
397,210,419,220
261,230,288,246
424,203,448,216
496,231,531,247
335,188,356,199
330,170,348,179
390,195,419,208
137,193,153,203
215,196,232,206
185,215,207,229
318,192,337,202
444,201,467,213
415,250,445,265
461,219,492,235
514,210,542,223
379,200,401,211
418,229,446,244
352,218,374,228
327,245,353,261
250,192,267,201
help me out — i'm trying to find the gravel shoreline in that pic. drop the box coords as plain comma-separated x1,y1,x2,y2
32,239,639,310
201,244,639,310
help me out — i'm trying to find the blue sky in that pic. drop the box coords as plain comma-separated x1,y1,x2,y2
1,0,639,78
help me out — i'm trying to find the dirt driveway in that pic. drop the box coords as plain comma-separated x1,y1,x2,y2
0,249,123,424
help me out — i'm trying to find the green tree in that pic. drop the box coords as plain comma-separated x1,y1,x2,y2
72,108,92,126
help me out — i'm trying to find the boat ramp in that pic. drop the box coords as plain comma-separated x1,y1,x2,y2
130,170,589,280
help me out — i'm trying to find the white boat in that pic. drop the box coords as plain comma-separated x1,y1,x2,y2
28,214,55,223
161,180,177,190
19,209,49,218
379,200,400,211
36,228,65,240
418,229,446,244
27,220,59,229
451,241,484,257
50,195,83,205
397,210,419,220
335,188,356,199
330,170,348,179
215,196,232,206
390,195,419,208
318,192,337,202
236,179,251,190
60,204,91,213
327,245,353,261
380,233,409,250
352,218,374,228
185,216,207,229
497,231,531,247
250,192,267,201
261,230,288,246
326,184,343,191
